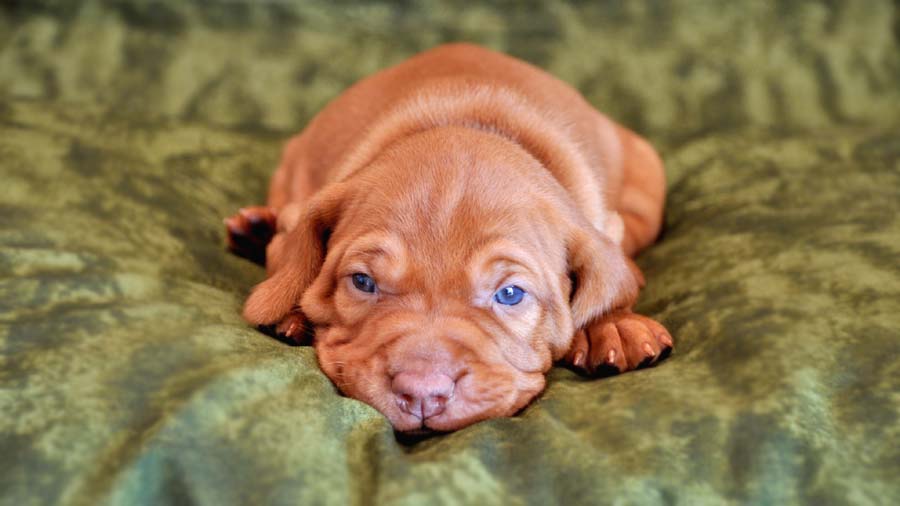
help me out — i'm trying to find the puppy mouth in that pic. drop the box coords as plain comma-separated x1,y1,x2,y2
390,410,454,433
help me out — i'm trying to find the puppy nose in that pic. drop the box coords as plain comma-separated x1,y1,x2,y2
392,372,454,420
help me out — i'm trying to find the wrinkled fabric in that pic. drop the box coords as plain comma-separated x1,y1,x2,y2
1,2,898,505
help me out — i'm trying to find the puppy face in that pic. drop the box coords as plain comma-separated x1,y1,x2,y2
244,128,637,432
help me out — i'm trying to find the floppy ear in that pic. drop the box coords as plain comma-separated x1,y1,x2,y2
568,225,640,330
242,183,347,326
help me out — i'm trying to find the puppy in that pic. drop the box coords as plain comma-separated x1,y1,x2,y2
225,44,672,433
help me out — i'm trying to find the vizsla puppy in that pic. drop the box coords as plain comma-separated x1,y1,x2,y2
226,44,672,433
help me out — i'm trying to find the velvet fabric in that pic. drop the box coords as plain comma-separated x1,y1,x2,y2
1,2,898,504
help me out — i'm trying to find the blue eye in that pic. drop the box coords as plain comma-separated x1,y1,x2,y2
494,285,525,305
351,273,376,293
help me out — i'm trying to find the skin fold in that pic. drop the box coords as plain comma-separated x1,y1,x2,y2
225,43,673,433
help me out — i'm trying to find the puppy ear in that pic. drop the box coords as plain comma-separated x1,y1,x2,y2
568,225,640,330
242,183,347,326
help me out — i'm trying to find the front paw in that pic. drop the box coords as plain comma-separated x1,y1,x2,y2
261,310,312,346
564,311,673,376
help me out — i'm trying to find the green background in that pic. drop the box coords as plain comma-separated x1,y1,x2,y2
1,1,898,505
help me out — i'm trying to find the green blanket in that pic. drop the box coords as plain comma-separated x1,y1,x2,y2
1,1,898,505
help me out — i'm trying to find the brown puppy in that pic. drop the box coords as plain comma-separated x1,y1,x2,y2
226,44,672,433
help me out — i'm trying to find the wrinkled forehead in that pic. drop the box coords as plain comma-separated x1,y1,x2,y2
329,132,574,283
340,172,546,243
357,172,543,230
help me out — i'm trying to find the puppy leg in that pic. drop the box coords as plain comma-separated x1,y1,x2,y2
224,206,278,265
614,126,666,257
233,223,311,346
562,231,672,375
563,128,672,375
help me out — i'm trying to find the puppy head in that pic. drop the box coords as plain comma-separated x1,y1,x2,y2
243,128,637,432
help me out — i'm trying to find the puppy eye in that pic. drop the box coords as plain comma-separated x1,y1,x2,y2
494,285,525,305
351,272,377,293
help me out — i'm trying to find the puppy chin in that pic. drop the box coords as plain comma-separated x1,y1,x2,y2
387,407,488,433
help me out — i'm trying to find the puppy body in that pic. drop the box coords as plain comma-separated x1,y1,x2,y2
268,44,663,255
228,44,671,432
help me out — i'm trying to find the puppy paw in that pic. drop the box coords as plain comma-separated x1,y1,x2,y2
225,206,277,265
565,311,673,376
261,310,312,346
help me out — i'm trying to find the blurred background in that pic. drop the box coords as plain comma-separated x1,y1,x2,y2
2,0,897,150
1,2,899,505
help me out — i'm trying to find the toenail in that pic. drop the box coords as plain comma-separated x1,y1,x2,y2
573,351,585,367
658,333,673,347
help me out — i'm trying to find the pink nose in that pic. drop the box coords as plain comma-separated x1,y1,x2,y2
392,372,455,420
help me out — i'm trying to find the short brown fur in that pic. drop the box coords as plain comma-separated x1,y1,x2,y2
227,44,672,432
